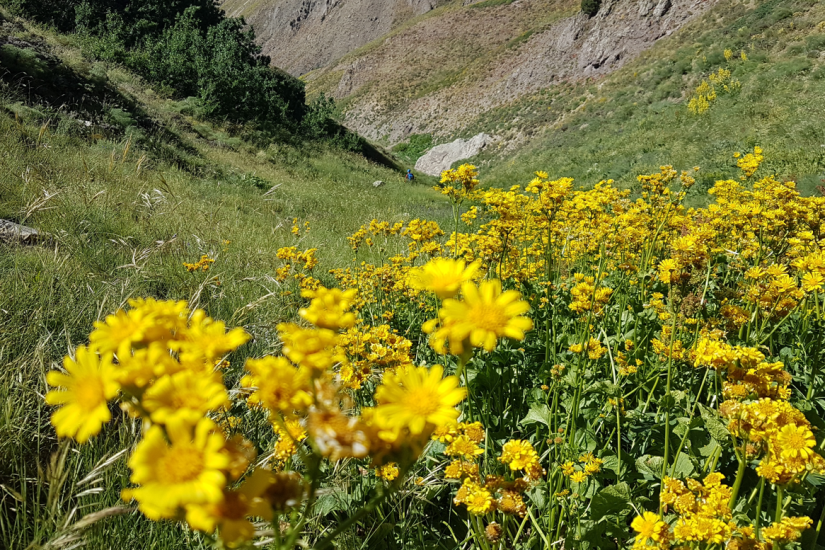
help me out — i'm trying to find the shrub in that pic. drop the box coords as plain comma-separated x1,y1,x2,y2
581,0,600,17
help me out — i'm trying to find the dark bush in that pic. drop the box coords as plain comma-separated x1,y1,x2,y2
6,0,308,130
581,0,600,17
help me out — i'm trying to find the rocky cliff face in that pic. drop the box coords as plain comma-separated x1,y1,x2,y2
304,0,718,144
221,0,450,75
223,0,719,145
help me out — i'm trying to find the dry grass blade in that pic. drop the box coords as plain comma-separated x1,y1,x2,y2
76,449,129,487
21,189,61,223
40,506,134,550
262,183,283,197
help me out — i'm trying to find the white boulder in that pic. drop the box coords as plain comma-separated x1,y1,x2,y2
414,133,492,176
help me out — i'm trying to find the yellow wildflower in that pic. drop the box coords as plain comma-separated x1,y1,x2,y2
124,419,229,519
374,365,466,435
45,346,120,443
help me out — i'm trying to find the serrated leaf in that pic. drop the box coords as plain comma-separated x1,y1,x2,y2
601,453,621,475
805,472,825,487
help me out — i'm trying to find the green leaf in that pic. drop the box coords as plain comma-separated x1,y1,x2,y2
588,381,622,397
314,492,348,515
521,404,551,427
659,394,676,410
601,453,620,475
673,417,692,437
699,404,731,444
805,472,825,487
591,482,632,519
698,438,720,458
671,453,695,478
636,455,664,479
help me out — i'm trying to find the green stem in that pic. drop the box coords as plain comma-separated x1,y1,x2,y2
512,513,530,547
755,477,765,539
661,287,677,485
528,507,551,549
457,355,474,421
283,454,321,549
313,488,392,550
775,485,784,523
808,500,825,550
728,454,747,509
669,367,710,478
452,201,461,258
616,403,622,483
773,485,784,550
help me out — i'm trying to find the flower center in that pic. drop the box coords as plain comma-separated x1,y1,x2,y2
74,377,106,412
783,431,806,450
173,390,205,411
157,445,205,484
468,304,507,333
403,387,441,417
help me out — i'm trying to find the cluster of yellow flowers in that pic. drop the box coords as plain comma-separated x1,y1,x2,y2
722,398,824,484
274,246,320,288
183,253,215,272
688,50,742,114
439,428,543,520
440,163,480,202
568,273,613,315
44,146,825,548
290,218,310,236
633,474,745,549
691,338,791,400
335,324,414,389
45,284,472,547
560,453,603,484
734,146,764,178
634,475,813,549
45,298,258,544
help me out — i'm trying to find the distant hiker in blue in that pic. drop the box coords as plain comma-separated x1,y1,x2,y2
406,169,415,182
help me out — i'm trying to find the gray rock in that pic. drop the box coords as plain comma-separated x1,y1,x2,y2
0,219,45,245
414,133,492,176
237,0,450,75
373,180,385,187
653,0,672,17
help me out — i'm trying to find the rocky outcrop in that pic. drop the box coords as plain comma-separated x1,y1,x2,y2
414,133,491,176
302,0,718,144
220,0,450,75
0,219,46,245
224,0,718,145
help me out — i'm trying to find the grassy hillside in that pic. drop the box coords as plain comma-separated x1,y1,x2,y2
0,11,444,549
474,0,825,198
294,0,825,197
4,2,825,549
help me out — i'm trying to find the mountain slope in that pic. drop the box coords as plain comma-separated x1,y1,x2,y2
472,0,825,194
303,0,717,143
220,0,450,75
222,0,825,198
222,0,720,143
